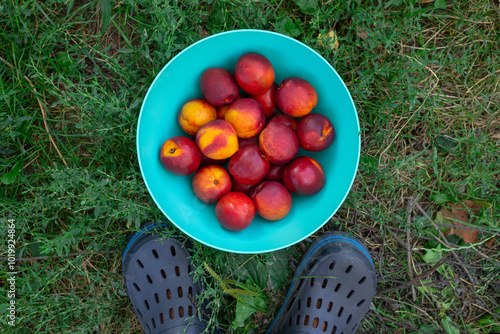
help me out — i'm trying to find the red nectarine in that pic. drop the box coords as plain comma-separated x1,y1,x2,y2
282,156,325,195
201,68,239,107
259,121,299,164
296,113,335,152
275,77,318,117
215,192,255,231
192,165,232,204
160,136,202,176
235,52,275,95
228,145,270,185
249,180,292,221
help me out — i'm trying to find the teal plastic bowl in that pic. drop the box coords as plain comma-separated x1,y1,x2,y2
137,30,360,254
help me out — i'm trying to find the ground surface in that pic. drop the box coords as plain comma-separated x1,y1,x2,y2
0,1,499,333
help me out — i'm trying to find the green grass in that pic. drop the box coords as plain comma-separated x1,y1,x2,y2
1,0,499,333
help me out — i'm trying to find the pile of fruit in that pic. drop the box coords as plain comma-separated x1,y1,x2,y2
159,52,335,231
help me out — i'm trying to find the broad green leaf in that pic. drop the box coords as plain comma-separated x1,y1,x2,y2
1,160,23,185
232,299,253,328
100,0,112,35
435,133,458,152
235,253,291,290
266,255,292,289
27,241,43,258
275,17,303,37
421,244,443,264
434,0,447,9
435,211,445,224
134,217,141,229
420,244,447,275
430,193,452,205
232,295,266,328
239,257,267,290
292,0,318,15
441,316,460,334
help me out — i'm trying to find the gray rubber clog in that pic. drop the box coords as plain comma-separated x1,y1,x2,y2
266,231,377,334
122,222,208,334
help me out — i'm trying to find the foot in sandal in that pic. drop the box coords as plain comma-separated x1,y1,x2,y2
122,222,208,334
266,231,377,334
122,226,375,334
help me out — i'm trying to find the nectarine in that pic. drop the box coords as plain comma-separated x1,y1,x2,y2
296,113,335,152
268,113,298,131
250,82,278,118
235,52,275,95
192,165,232,204
160,136,202,176
282,156,325,195
215,192,255,231
249,180,292,221
231,176,256,195
224,98,266,138
275,77,318,117
178,98,217,136
216,95,241,120
265,163,287,181
228,145,270,185
196,120,239,160
201,68,239,107
238,136,259,148
259,121,299,164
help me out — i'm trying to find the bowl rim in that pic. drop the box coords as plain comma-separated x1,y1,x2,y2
137,29,361,253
